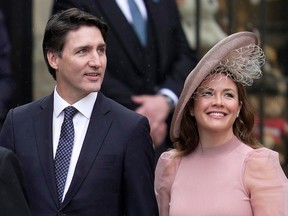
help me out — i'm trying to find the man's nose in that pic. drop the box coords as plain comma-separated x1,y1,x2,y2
88,51,101,66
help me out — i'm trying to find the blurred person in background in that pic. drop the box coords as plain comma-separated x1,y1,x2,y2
0,9,14,129
52,0,198,160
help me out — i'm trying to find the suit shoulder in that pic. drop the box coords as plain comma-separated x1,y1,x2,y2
10,95,52,114
101,94,144,120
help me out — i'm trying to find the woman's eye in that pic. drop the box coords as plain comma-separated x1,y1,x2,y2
225,93,234,98
202,91,213,96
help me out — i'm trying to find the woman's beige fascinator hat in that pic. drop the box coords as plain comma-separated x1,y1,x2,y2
170,31,265,142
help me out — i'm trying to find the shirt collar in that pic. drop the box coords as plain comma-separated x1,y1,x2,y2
53,86,97,119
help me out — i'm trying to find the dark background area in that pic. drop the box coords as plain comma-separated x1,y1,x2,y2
0,0,33,107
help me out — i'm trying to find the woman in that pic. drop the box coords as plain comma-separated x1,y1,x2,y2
155,31,288,216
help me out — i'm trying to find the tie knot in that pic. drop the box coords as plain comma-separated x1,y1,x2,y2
64,106,78,120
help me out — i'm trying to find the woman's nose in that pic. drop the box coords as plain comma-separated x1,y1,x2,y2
212,95,223,106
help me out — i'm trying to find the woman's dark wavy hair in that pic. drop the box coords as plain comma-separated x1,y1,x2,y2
174,72,262,157
42,8,108,80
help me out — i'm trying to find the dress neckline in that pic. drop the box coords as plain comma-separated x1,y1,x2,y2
195,136,242,157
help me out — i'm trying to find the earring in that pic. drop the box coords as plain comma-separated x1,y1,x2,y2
190,112,194,117
236,111,240,118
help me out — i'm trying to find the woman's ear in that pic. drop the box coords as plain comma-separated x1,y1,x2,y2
189,107,195,116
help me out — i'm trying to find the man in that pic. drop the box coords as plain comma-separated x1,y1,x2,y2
0,8,158,215
0,146,31,216
52,0,197,154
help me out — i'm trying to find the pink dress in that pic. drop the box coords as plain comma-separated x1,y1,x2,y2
155,136,288,216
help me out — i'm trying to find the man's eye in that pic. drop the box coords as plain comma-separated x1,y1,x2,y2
97,47,106,55
77,49,86,54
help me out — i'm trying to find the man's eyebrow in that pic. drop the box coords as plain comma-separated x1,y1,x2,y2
97,43,106,48
73,45,90,51
74,43,106,50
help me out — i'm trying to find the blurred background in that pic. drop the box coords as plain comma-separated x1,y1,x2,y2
1,0,287,174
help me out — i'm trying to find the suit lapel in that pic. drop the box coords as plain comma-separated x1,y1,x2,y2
33,94,59,207
145,0,166,68
62,93,112,207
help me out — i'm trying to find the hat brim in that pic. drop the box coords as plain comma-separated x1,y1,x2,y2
170,31,259,142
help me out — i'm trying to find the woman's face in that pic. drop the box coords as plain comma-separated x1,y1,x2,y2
192,73,242,137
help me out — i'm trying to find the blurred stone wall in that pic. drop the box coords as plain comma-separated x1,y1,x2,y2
33,0,54,99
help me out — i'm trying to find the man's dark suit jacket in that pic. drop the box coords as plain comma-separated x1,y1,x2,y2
0,146,31,216
52,0,197,111
0,92,158,215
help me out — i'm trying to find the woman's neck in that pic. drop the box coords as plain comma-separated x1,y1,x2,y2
198,130,235,148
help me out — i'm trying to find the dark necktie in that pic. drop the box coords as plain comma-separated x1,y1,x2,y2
128,0,147,46
54,106,78,203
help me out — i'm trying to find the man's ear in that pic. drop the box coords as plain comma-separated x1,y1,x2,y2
47,50,59,70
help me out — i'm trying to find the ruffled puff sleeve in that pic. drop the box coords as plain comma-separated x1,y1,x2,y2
243,147,288,216
155,149,181,216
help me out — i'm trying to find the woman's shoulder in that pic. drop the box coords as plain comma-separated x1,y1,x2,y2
244,147,287,184
245,147,280,165
159,149,179,160
155,149,181,181
156,149,181,172
155,149,181,197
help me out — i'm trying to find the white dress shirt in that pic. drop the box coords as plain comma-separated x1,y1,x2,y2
53,87,97,201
